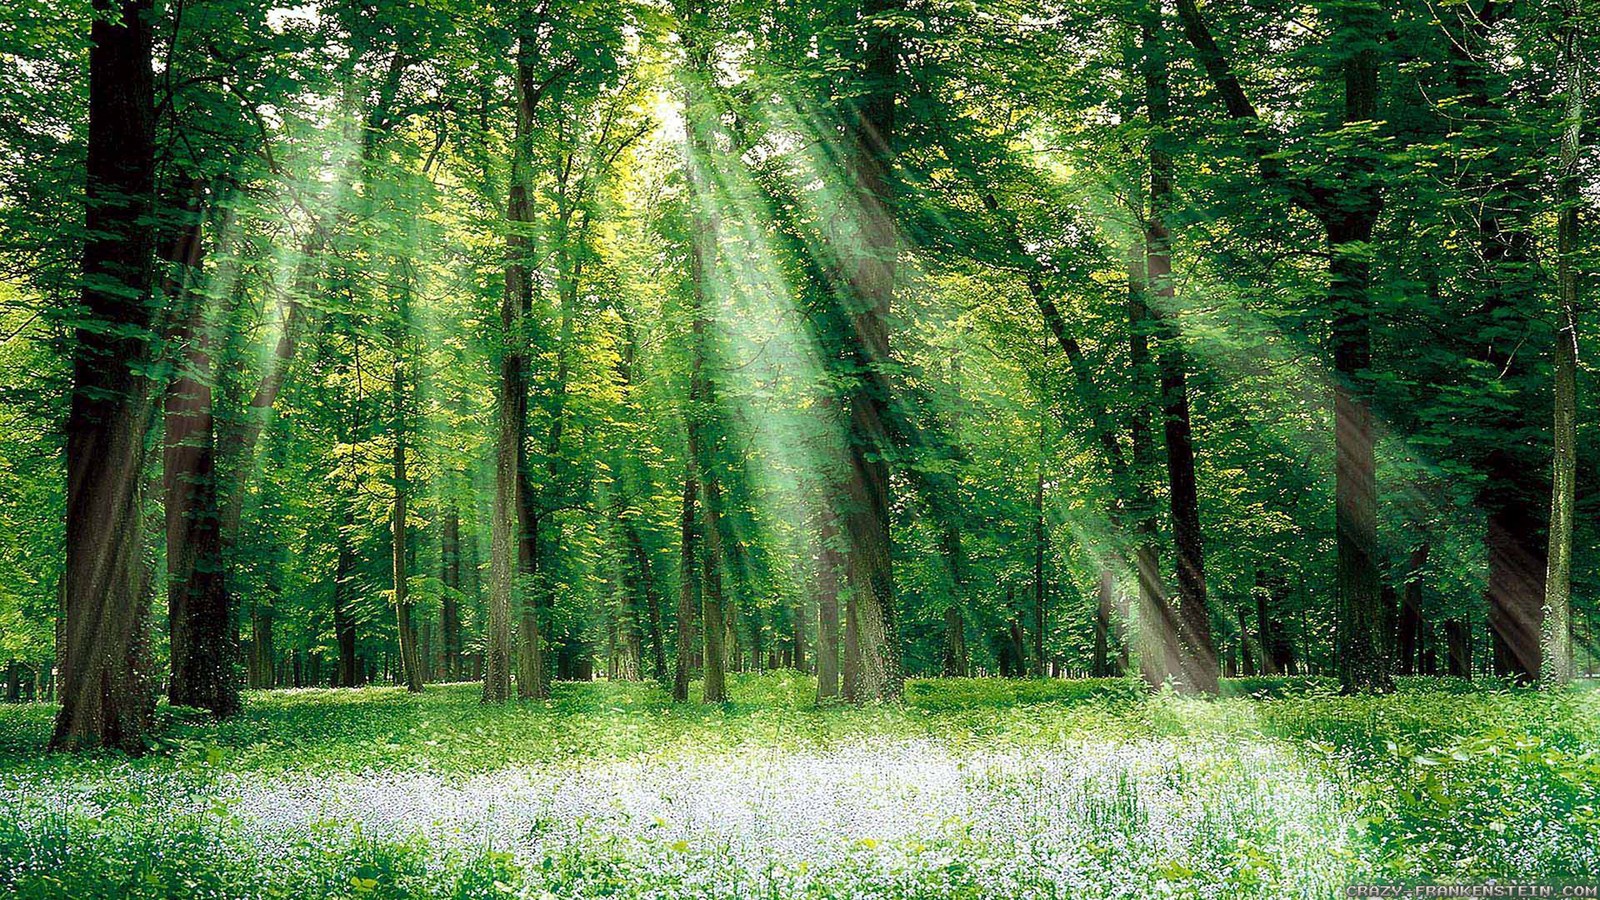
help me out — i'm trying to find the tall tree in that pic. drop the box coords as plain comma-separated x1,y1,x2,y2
680,1,730,703
1543,0,1585,686
163,182,238,715
486,8,544,704
838,0,904,702
1176,0,1392,692
53,0,159,751
1144,0,1218,694
391,282,422,693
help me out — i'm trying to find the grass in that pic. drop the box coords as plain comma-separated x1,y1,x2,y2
0,674,1596,898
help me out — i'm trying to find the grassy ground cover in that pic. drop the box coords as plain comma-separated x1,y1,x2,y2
0,674,1595,898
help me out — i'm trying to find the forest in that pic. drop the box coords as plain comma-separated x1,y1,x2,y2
0,0,1598,895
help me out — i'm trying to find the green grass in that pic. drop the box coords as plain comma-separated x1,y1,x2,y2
1,674,1597,898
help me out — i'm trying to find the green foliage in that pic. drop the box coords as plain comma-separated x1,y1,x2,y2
2,676,1598,897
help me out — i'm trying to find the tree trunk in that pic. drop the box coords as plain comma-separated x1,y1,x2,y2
681,12,732,704
250,602,274,688
1543,7,1582,685
1397,544,1428,676
699,481,728,703
1255,574,1277,677
53,0,158,752
332,508,359,687
488,21,538,705
391,345,422,694
673,468,698,702
1443,2,1551,687
1122,11,1168,690
839,0,903,702
1093,570,1115,677
1128,252,1174,687
1175,0,1390,693
942,604,968,677
1256,569,1296,676
724,596,742,674
486,333,519,703
1445,618,1472,678
1031,435,1047,677
1008,616,1027,679
1325,6,1390,695
1486,506,1545,682
441,500,462,680
816,500,842,698
626,526,668,683
163,184,238,716
1145,0,1217,695
1235,605,1255,676
842,592,861,701
790,593,807,674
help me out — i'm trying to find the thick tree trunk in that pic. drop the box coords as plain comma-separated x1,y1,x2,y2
488,22,538,704
1008,616,1027,679
835,0,905,703
672,468,698,702
682,14,732,704
1543,10,1582,685
485,329,519,702
420,612,433,683
790,589,807,673
942,604,968,677
1326,4,1390,694
1444,3,1551,686
1487,505,1545,682
841,593,861,701
1128,258,1174,687
164,186,238,716
1255,572,1279,676
53,0,158,752
1122,24,1165,686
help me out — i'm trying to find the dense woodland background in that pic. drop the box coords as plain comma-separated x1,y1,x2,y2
0,0,1597,749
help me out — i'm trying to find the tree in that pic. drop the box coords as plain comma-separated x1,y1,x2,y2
53,0,158,751
838,0,905,702
1144,0,1218,694
163,181,238,715
1175,0,1392,693
1543,0,1585,686
679,0,730,703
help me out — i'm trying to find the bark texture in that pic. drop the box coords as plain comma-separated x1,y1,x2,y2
54,0,159,752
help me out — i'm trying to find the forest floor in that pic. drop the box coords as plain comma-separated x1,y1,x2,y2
0,674,1597,899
